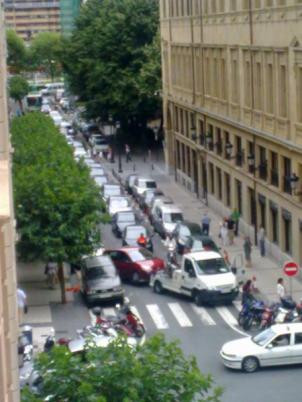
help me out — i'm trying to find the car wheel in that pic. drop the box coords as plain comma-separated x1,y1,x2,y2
192,290,203,306
153,280,163,294
243,316,253,331
132,272,140,283
242,356,259,373
135,324,145,337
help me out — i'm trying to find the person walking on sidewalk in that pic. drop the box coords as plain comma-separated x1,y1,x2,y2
17,288,27,325
277,278,286,303
219,219,228,246
231,208,240,236
45,262,58,289
243,236,252,267
227,216,235,245
258,226,266,257
125,144,132,162
201,212,211,235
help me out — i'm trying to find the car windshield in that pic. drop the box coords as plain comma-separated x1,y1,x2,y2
127,248,153,262
194,258,230,275
94,176,107,185
163,212,183,223
252,328,276,346
86,264,116,279
146,181,156,189
126,227,147,239
94,138,108,145
105,187,121,196
117,212,135,222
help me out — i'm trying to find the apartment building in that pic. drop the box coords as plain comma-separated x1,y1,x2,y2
160,0,302,265
4,0,61,40
0,7,19,402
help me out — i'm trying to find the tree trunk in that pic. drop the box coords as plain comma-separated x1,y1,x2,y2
57,262,67,304
18,99,23,115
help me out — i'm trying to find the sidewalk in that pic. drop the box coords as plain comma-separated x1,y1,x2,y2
102,150,302,304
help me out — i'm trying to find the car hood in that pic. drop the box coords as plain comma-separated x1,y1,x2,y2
198,272,236,289
222,337,263,357
86,276,120,290
117,221,135,231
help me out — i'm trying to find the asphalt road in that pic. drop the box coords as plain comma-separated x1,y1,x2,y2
50,162,302,402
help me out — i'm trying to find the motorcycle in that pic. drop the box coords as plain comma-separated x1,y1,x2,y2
238,300,266,330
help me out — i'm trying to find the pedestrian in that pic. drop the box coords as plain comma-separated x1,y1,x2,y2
125,144,131,162
45,262,58,289
243,236,252,267
258,225,266,257
220,220,228,246
227,216,235,245
201,212,211,236
17,288,27,325
277,278,286,303
241,279,254,305
231,208,241,236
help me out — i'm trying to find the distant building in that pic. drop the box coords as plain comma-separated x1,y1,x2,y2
0,6,19,402
60,0,82,36
4,0,61,40
160,0,302,265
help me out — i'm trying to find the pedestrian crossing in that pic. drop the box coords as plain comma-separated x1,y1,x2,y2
88,301,244,333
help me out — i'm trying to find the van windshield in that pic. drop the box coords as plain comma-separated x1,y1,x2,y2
86,265,116,279
194,258,229,275
163,213,183,223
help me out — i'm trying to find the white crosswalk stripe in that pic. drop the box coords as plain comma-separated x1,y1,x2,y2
216,306,238,327
146,304,169,329
191,305,216,326
233,300,242,312
168,303,192,327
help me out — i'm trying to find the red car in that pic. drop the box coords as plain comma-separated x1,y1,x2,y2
104,247,165,283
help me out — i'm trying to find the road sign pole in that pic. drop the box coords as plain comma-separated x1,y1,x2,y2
290,277,293,297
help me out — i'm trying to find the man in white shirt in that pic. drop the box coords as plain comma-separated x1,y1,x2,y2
17,288,27,325
277,278,285,301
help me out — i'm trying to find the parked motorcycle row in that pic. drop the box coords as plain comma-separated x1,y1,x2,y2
238,296,302,331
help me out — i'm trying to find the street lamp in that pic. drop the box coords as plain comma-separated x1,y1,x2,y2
116,121,123,173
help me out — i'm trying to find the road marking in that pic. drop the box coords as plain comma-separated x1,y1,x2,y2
146,304,169,329
216,306,248,337
233,300,242,312
191,305,216,326
168,303,193,327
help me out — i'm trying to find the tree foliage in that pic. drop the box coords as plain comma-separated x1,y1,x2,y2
6,29,27,72
11,113,104,300
63,0,161,129
9,75,29,112
29,32,64,79
21,333,223,402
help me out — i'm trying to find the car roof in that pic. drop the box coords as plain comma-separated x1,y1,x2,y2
270,323,302,334
115,209,134,216
180,221,201,230
160,204,182,213
109,195,128,202
104,183,120,189
153,196,173,205
188,250,222,260
125,224,145,231
137,177,156,183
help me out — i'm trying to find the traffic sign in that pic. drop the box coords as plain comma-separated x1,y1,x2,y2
283,261,299,277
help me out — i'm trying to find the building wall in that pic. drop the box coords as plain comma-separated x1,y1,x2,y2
160,0,302,265
0,5,19,402
4,0,60,40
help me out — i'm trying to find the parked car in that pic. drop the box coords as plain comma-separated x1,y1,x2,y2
108,196,130,216
172,221,220,254
104,247,164,283
132,177,157,199
81,251,124,304
94,175,108,187
137,189,164,213
220,323,302,373
74,146,87,158
125,174,138,194
90,135,109,154
149,196,173,223
112,210,136,237
122,225,153,252
41,103,51,114
49,110,62,126
102,184,122,202
152,204,183,238
90,167,105,177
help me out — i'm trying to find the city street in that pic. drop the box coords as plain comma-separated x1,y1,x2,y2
48,196,302,402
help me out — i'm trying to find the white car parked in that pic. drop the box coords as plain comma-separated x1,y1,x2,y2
220,323,302,373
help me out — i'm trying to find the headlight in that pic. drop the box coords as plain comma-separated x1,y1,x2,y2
113,287,122,292
222,351,237,358
86,289,96,295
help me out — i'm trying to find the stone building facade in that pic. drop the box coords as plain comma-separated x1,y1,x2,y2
0,6,19,402
160,0,302,265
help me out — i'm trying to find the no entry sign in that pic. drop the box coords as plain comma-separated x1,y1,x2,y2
283,261,299,277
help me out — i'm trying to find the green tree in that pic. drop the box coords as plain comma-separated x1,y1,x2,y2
30,32,63,81
21,334,223,402
63,0,161,140
6,29,28,73
9,75,29,113
11,112,104,303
